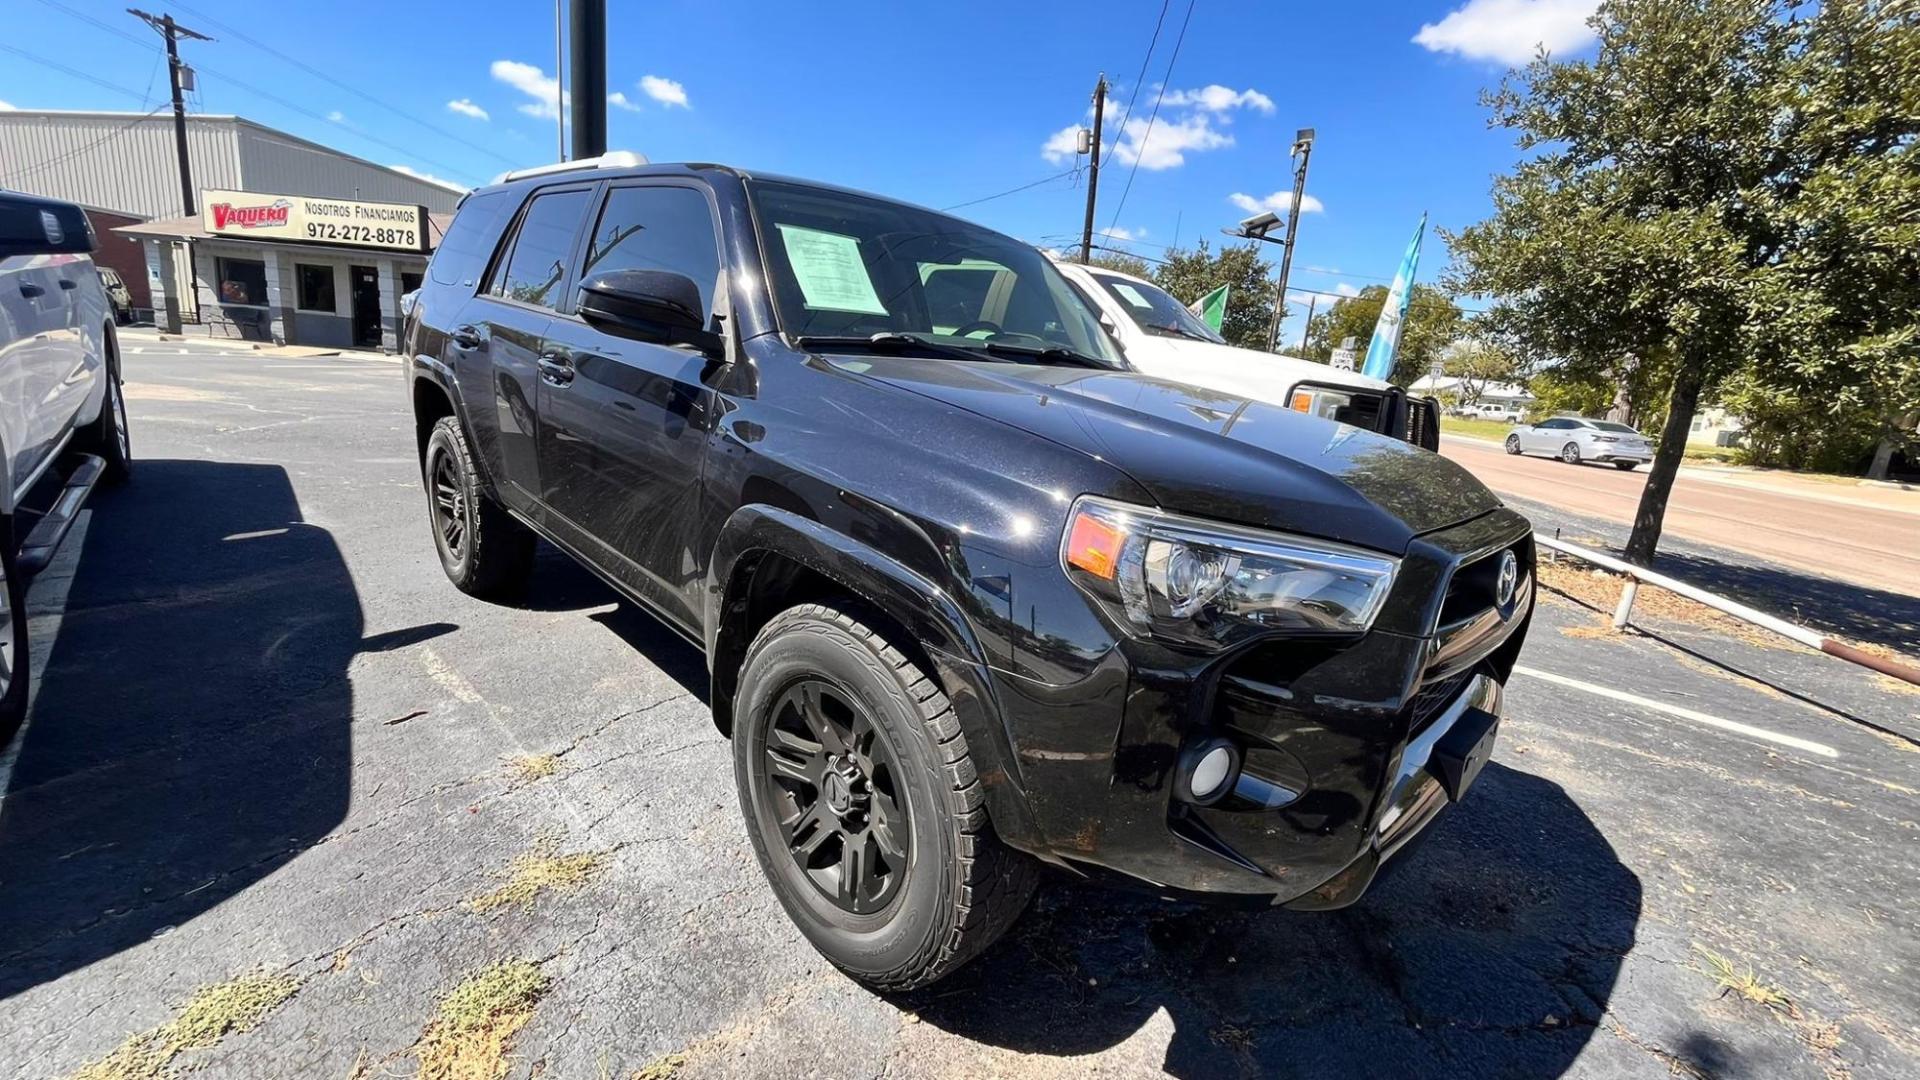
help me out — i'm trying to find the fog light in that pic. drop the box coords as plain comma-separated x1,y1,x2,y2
1179,740,1240,804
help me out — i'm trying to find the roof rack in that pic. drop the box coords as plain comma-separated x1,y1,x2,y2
489,150,649,186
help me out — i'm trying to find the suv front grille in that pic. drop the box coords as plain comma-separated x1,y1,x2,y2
1438,537,1532,628
1407,670,1472,735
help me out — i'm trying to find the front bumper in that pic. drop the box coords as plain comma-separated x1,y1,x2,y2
999,508,1533,907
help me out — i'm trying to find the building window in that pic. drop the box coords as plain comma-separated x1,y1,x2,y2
296,264,336,312
215,257,268,306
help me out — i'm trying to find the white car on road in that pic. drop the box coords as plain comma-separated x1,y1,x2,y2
1045,260,1439,449
1,190,132,743
1505,416,1651,470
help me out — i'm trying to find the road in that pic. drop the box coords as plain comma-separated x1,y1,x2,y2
2,341,1917,1079
1440,435,1920,598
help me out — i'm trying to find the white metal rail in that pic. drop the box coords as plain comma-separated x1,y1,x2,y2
1533,533,1920,687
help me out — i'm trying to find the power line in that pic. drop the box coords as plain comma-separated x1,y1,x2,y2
942,169,1079,212
1106,0,1197,234
169,0,521,168
0,43,153,104
1092,0,1170,220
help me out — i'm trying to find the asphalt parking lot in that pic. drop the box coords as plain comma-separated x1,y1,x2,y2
3,341,1917,1079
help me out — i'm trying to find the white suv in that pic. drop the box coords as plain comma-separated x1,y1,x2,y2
1,191,132,742
1047,259,1439,447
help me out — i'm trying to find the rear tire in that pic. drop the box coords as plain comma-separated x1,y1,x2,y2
1614,461,1638,471
0,518,28,750
733,602,1037,990
423,416,534,600
1560,442,1582,465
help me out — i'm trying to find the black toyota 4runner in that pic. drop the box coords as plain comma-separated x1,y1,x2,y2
406,160,1534,989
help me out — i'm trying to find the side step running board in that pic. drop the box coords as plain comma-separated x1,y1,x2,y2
17,454,105,577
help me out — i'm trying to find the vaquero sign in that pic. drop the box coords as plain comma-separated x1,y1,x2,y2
200,189,430,253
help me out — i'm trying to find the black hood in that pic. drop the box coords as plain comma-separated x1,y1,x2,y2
832,356,1502,554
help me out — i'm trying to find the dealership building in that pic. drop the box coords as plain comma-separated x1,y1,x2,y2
0,109,466,351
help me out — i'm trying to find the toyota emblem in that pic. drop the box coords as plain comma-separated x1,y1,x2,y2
1496,549,1519,608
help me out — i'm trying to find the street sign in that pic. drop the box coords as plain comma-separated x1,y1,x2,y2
1330,348,1356,371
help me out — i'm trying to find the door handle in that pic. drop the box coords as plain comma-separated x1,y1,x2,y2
57,278,78,290
450,325,482,350
537,352,575,386
18,281,46,299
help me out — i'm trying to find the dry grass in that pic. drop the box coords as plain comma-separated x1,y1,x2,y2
504,753,560,785
469,844,609,913
1692,944,1799,1018
631,1052,688,1080
413,960,551,1080
1539,561,1801,653
71,971,298,1080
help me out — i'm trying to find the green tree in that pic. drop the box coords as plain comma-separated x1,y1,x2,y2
1302,284,1463,386
1442,338,1520,403
1149,242,1279,351
1527,367,1618,420
1445,0,1919,562
1083,250,1152,278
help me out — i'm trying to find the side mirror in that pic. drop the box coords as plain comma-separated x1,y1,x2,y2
577,270,721,354
0,192,97,259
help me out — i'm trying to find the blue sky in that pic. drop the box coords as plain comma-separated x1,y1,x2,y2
1,0,1600,343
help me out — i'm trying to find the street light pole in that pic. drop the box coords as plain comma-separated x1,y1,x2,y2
554,0,566,161
1078,74,1105,265
568,0,606,160
129,9,212,217
1265,128,1315,352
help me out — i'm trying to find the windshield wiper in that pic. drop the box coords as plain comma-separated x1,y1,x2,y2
1142,322,1214,343
976,339,1113,369
792,332,995,364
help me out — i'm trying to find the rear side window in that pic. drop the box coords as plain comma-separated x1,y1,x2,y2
428,189,513,287
579,185,721,317
492,188,594,310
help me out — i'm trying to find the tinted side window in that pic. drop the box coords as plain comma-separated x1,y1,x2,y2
428,189,513,287
579,186,721,318
495,188,593,310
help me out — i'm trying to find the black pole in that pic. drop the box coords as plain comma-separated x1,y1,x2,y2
569,0,606,160
1078,74,1105,264
163,16,194,215
1266,132,1314,352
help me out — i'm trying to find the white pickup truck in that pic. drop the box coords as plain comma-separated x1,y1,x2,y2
1050,259,1440,449
1,190,132,742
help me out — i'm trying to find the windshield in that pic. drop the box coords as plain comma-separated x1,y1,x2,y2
1591,420,1641,434
747,180,1122,365
1087,271,1226,344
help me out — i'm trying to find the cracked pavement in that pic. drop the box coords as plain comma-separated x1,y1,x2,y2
1,342,1916,1078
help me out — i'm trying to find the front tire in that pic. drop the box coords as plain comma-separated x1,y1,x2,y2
76,333,132,484
733,603,1037,990
1504,434,1522,455
423,416,534,600
0,519,29,749
1560,442,1582,465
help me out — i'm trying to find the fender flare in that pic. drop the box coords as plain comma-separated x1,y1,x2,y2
705,504,1042,851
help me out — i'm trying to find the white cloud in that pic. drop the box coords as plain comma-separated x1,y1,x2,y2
389,164,470,194
446,98,489,121
639,75,689,108
1099,226,1145,242
0,100,15,111
1041,82,1268,171
608,91,641,112
492,59,566,120
1161,85,1274,114
1112,113,1233,171
1414,0,1599,65
1041,124,1085,165
1229,191,1326,216
1336,282,1362,297
326,110,347,123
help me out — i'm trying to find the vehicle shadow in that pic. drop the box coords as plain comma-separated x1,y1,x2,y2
1644,548,1920,656
902,764,1641,1078
523,543,711,704
0,459,432,1001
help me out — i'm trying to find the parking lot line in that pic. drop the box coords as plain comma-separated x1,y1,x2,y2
1513,664,1841,758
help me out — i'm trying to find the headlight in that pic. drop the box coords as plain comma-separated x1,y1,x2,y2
1060,496,1398,650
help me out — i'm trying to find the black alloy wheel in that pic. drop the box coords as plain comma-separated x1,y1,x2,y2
761,677,911,915
430,449,470,565
422,415,534,599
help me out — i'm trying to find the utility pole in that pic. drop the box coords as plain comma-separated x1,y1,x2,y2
569,0,607,160
1078,74,1105,264
1298,294,1315,352
554,0,567,161
1265,128,1315,352
129,9,212,217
